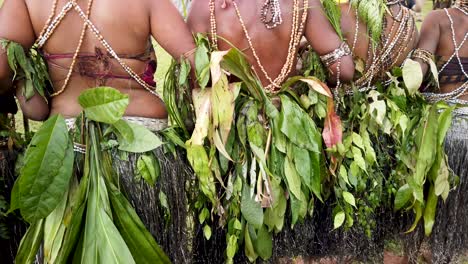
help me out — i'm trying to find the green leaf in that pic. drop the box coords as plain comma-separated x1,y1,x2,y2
437,106,454,146
423,186,438,236
290,190,307,226
221,48,265,101
117,121,163,153
186,142,217,204
203,225,212,240
15,219,44,264
368,91,387,125
264,178,286,232
394,184,413,211
43,191,68,263
137,154,160,186
352,146,367,172
279,95,321,152
333,211,346,230
226,235,238,260
212,74,236,144
434,158,450,200
78,87,129,124
414,106,439,186
195,44,210,89
82,155,135,264
255,225,273,260
244,225,259,262
406,201,423,233
241,184,264,229
339,165,350,185
284,158,302,200
109,185,170,264
403,59,423,95
17,115,74,222
342,191,356,208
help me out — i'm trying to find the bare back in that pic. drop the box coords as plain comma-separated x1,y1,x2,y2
188,0,355,88
417,7,468,99
0,0,196,119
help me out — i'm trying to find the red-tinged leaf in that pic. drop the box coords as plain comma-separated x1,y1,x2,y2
323,99,343,148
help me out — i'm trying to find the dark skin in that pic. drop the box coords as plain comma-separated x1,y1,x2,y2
187,0,355,88
0,0,197,120
415,7,468,100
339,3,419,78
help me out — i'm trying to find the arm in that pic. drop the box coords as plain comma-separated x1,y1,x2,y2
15,81,49,121
304,0,354,83
414,11,440,76
0,0,35,94
149,0,197,65
187,0,210,36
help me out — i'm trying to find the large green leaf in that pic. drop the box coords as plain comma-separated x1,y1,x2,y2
116,121,163,153
403,59,423,95
394,184,413,211
78,87,129,124
82,164,135,264
221,48,265,101
255,225,273,260
109,184,171,264
279,95,321,152
284,158,302,200
241,184,264,229
414,106,438,187
16,115,74,223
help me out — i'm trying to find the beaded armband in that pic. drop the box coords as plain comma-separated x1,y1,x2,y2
320,42,351,68
411,48,434,66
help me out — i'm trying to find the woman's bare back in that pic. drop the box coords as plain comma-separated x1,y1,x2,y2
187,0,355,88
0,0,196,119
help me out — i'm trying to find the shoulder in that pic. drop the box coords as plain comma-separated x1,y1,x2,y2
187,0,210,32
424,9,446,25
188,0,210,18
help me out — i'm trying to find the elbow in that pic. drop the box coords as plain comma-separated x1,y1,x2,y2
23,109,49,121
328,56,355,84
339,58,355,83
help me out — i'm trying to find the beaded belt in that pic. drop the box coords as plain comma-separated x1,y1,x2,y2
65,116,168,153
446,99,468,117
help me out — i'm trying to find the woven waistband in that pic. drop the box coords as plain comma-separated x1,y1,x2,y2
65,116,168,132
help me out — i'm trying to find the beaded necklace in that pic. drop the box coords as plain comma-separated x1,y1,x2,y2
209,0,308,93
260,0,283,29
35,0,160,98
355,3,415,88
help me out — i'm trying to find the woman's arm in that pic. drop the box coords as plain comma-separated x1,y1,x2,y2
15,81,50,121
186,0,210,36
0,0,36,94
304,0,355,83
148,0,197,65
414,11,441,76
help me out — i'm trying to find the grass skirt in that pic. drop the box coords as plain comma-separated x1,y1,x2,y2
111,134,196,263
0,147,26,263
405,112,468,263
